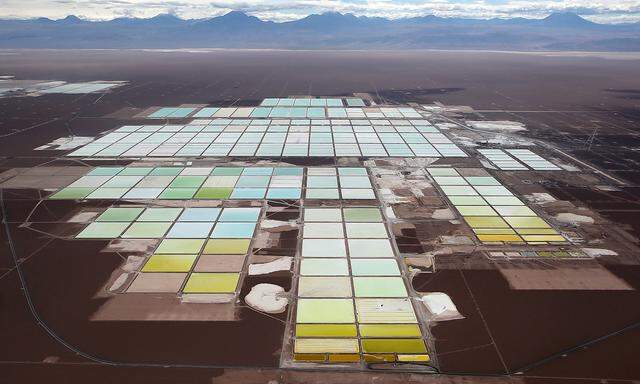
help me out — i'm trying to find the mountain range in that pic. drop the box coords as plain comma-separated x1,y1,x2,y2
1,11,639,51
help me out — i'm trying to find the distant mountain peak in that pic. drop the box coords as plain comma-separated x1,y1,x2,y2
312,11,361,20
215,10,263,23
543,12,594,26
147,13,183,24
220,10,252,19
198,10,266,27
59,15,83,23
321,11,354,17
150,13,181,20
295,11,373,27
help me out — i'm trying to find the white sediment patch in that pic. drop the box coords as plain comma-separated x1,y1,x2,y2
555,213,595,225
422,105,445,113
421,245,475,257
439,235,474,245
486,135,535,146
448,130,534,147
525,193,556,204
260,220,298,231
245,283,288,314
479,159,497,169
121,256,146,272
559,164,581,172
385,206,397,220
404,158,440,167
410,187,425,197
422,103,474,114
467,120,526,132
449,136,479,147
404,255,433,269
435,123,458,130
35,136,94,151
581,248,618,257
248,257,293,276
371,172,432,190
106,239,158,253
420,292,464,321
378,188,411,204
66,211,100,223
595,185,621,192
431,208,456,220
108,272,131,292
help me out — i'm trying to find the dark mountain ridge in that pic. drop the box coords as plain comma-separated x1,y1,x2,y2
0,11,638,50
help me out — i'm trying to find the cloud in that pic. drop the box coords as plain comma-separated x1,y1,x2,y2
1,0,640,23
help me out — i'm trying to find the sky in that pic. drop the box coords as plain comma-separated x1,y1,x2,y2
2,0,640,24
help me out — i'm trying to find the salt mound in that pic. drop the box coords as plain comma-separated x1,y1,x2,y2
581,248,618,257
420,292,463,321
467,120,526,132
555,213,594,225
245,283,288,314
248,257,292,275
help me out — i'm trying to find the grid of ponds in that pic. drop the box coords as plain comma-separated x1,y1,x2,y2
148,107,198,119
292,206,429,365
76,206,261,296
146,105,419,119
38,93,581,369
48,166,376,201
477,149,527,170
428,167,567,245
260,97,348,107
506,149,561,170
478,149,560,171
40,82,121,94
66,118,466,158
